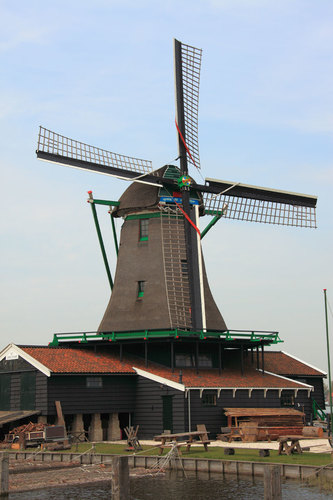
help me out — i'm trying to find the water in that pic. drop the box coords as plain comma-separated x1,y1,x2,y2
8,472,333,499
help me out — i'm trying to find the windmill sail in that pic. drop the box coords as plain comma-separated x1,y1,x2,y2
174,39,202,170
203,178,317,228
36,126,154,182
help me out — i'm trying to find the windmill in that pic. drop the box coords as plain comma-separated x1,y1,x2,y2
36,39,317,340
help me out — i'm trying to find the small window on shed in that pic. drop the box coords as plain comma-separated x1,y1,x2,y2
86,377,103,388
139,219,149,241
281,393,294,407
202,393,217,407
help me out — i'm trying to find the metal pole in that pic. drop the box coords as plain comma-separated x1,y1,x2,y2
324,289,333,435
88,194,113,290
195,205,206,331
188,390,191,432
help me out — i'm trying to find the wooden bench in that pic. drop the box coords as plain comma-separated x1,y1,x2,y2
154,424,210,454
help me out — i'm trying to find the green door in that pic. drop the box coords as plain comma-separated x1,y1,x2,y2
162,395,173,433
20,372,36,410
0,374,11,410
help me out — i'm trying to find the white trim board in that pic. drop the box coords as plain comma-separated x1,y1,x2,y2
257,368,314,389
0,344,51,377
133,367,185,392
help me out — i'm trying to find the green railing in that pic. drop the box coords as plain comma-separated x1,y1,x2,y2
49,329,283,346
312,399,326,421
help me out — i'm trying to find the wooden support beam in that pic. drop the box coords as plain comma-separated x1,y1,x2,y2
111,456,129,500
264,465,281,499
240,346,244,376
0,452,9,497
256,346,259,370
262,343,265,374
171,341,174,373
145,342,148,368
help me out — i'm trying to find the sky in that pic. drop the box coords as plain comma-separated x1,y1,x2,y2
1,0,332,372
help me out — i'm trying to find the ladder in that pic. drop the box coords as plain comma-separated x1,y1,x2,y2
161,209,192,330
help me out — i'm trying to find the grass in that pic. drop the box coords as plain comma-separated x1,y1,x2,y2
40,442,333,467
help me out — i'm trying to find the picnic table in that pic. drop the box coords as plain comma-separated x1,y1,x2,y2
154,426,210,455
278,435,303,455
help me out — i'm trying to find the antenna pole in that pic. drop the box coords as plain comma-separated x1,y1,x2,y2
324,289,333,435
174,39,203,330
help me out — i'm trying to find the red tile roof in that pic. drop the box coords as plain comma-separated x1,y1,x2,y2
20,347,311,389
21,347,136,374
262,351,325,377
136,365,307,389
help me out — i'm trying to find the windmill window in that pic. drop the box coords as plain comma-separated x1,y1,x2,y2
139,219,149,241
137,281,145,298
181,259,188,274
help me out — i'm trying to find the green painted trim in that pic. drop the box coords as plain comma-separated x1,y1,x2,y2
201,214,222,239
126,212,181,221
126,213,161,220
48,329,283,346
91,199,120,207
139,236,148,241
110,213,119,256
89,202,113,290
205,210,224,216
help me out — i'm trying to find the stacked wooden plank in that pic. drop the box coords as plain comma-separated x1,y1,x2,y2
223,408,305,440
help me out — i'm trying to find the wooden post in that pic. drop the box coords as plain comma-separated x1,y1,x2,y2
0,452,9,497
264,465,281,500
111,456,129,500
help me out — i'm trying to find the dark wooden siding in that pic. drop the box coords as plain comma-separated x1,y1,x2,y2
47,375,136,415
291,376,325,421
185,389,281,438
0,356,37,373
0,374,11,410
134,376,185,438
36,372,48,415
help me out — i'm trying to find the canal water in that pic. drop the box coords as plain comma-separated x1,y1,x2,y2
8,471,333,500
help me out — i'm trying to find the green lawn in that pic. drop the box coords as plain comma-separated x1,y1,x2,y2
55,442,333,467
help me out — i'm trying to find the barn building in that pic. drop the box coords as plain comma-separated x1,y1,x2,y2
0,342,325,440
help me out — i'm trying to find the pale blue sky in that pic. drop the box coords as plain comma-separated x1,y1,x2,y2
1,1,332,371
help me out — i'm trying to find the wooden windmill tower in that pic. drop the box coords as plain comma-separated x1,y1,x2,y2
36,39,317,342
